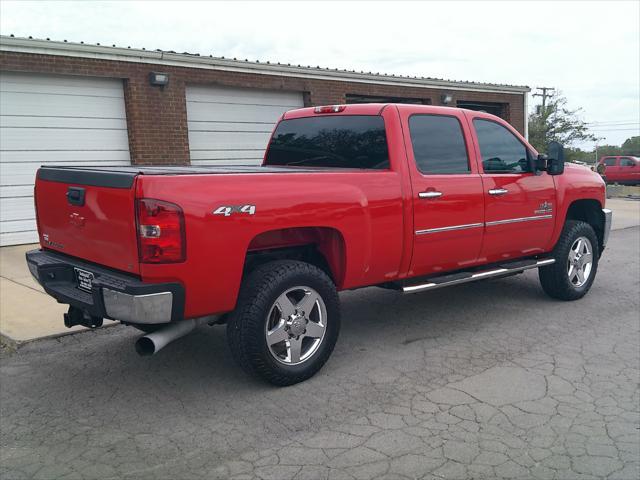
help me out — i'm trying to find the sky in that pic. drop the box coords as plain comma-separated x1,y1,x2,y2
1,0,638,150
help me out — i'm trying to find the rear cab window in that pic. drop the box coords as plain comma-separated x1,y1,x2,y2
264,115,389,169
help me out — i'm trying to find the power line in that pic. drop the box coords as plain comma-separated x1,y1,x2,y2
586,121,640,126
589,128,640,132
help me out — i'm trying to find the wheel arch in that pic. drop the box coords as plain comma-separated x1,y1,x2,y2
564,199,606,255
243,227,347,288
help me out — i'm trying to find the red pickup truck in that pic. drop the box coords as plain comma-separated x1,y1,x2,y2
598,155,640,185
27,104,611,385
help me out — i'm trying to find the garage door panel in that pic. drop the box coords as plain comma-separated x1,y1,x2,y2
1,218,37,233
0,150,131,164
0,186,32,199
190,150,263,165
188,131,272,151
187,101,297,123
186,85,303,167
1,72,130,246
190,158,262,166
0,229,38,246
190,149,265,161
1,197,36,222
186,85,303,106
0,116,127,129
1,91,127,118
187,121,274,133
0,72,125,96
1,128,130,151
1,160,130,187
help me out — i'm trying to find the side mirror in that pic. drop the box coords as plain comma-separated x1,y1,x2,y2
546,141,565,175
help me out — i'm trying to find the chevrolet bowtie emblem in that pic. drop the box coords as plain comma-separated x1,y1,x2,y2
69,212,85,227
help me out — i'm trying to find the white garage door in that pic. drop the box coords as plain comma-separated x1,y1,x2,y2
0,72,131,246
186,85,304,165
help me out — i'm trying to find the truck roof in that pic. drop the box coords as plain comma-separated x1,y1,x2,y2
282,103,474,119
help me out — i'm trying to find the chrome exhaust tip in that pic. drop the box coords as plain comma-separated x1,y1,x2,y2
134,317,210,356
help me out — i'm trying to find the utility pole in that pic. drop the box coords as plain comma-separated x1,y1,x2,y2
533,87,555,115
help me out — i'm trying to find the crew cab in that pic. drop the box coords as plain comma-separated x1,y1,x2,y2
27,104,612,385
598,155,640,185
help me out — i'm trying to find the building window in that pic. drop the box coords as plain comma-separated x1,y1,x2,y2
457,100,506,119
346,94,430,105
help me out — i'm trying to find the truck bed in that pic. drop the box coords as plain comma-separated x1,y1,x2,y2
37,164,342,187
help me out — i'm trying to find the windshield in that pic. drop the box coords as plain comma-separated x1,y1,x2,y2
264,115,389,169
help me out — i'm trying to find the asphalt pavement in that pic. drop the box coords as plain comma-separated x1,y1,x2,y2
1,227,639,480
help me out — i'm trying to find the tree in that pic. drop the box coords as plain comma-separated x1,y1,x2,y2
528,91,597,154
621,136,639,155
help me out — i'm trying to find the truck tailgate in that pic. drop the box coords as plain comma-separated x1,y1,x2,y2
35,167,140,274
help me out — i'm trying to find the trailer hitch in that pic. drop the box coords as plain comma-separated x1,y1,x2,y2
64,306,103,329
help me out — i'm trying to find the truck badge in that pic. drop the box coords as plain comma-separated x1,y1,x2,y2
535,201,553,214
213,204,256,217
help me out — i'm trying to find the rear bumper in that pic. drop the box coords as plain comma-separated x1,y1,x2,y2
602,208,612,249
25,249,184,325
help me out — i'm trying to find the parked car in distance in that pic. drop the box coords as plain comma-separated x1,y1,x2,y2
27,104,612,385
598,156,640,185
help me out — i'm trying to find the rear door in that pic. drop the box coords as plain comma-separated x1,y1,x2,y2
400,107,485,277
35,167,140,274
603,157,620,181
619,157,640,183
467,113,556,262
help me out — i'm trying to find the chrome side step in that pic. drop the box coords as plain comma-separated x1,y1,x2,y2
402,258,555,294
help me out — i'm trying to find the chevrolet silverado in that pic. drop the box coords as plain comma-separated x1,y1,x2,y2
27,104,612,385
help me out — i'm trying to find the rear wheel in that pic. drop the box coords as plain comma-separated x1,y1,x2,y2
227,260,340,386
539,220,599,300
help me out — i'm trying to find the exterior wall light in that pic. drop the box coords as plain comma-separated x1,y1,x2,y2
441,94,453,105
149,72,169,87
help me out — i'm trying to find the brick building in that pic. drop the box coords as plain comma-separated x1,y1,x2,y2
0,35,529,245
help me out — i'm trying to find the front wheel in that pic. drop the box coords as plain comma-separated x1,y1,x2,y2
227,260,340,386
539,220,599,301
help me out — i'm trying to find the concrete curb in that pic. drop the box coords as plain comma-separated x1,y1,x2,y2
0,321,120,348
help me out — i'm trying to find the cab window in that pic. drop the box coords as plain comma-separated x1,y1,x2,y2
409,115,470,174
603,158,618,166
620,157,636,167
473,119,529,174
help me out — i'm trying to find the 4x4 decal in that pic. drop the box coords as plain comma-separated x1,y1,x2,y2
213,205,256,217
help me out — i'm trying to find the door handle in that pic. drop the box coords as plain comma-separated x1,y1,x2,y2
419,191,443,199
488,188,509,196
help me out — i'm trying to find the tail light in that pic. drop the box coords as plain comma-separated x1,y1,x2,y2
314,105,346,114
136,199,186,263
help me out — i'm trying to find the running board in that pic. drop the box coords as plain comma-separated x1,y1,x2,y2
402,258,555,294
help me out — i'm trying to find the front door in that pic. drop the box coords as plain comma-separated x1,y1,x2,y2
468,114,556,262
400,108,485,277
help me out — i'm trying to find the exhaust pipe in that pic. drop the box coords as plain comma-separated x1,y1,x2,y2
135,317,209,356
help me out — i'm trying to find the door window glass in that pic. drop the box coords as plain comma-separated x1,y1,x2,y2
603,158,618,166
473,119,529,173
620,157,636,167
409,115,470,174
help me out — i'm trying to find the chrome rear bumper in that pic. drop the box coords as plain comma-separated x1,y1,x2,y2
26,249,183,325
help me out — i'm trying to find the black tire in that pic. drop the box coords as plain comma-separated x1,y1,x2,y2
539,220,599,301
227,260,340,386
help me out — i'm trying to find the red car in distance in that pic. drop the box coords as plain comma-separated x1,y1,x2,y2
598,156,640,185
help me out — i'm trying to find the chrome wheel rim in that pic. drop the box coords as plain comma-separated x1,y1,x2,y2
265,286,327,365
567,236,593,287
